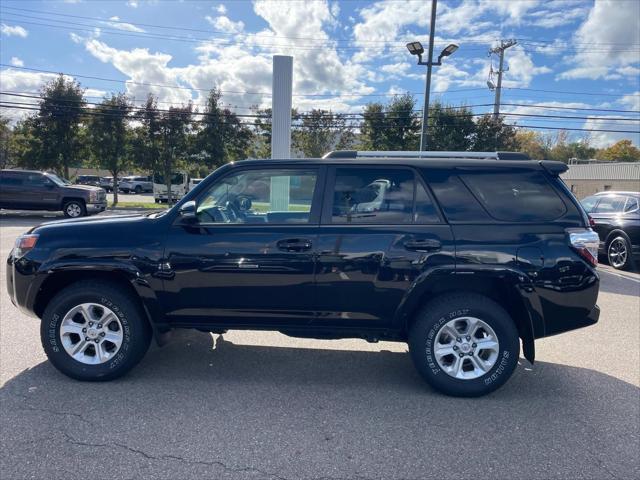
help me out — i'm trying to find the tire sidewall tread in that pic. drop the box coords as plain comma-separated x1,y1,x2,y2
41,281,151,381
409,293,520,397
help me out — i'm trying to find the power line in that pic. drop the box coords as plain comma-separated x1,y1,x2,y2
0,64,488,97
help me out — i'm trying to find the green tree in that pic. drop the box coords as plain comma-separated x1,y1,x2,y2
158,104,193,203
599,139,640,161
36,75,87,178
472,114,518,151
131,94,163,177
88,93,132,205
293,109,354,157
360,102,387,150
360,94,419,151
427,102,475,151
195,89,252,168
0,115,13,169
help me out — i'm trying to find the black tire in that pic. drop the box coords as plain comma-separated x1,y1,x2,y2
607,235,634,270
41,281,152,381
134,185,142,194
62,200,86,218
408,293,520,397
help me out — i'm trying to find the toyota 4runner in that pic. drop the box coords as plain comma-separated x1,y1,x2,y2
6,151,600,397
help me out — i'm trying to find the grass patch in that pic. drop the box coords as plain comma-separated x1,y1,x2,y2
109,201,168,209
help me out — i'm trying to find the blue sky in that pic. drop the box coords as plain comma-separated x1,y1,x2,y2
1,0,639,147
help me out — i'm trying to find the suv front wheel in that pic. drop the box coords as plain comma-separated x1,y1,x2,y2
41,281,152,381
409,293,519,397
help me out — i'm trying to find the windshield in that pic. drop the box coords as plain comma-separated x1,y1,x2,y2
154,173,185,185
46,173,67,187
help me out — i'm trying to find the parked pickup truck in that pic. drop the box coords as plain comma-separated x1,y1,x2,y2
0,169,107,217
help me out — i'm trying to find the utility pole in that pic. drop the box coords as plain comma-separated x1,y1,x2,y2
420,0,437,151
489,39,517,119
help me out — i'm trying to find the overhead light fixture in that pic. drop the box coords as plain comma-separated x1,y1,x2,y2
406,41,424,56
439,44,459,58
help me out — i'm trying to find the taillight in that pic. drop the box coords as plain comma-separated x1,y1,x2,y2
568,229,599,267
588,215,596,228
13,234,39,258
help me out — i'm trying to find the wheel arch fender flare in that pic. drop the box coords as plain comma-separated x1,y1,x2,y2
395,266,539,364
33,261,166,342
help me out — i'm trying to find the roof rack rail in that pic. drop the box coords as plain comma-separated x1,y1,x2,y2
322,150,530,160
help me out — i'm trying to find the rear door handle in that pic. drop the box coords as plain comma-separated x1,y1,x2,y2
277,238,313,252
404,239,441,252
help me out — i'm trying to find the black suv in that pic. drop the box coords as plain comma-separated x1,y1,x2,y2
0,169,107,217
580,191,639,270
6,152,600,397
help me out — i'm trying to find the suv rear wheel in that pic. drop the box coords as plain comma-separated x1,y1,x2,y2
63,200,86,218
134,185,142,194
41,281,152,381
409,293,519,397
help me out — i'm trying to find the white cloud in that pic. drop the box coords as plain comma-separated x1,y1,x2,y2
617,92,640,112
205,15,244,34
215,4,227,14
127,0,139,7
10,57,24,67
104,16,146,33
582,115,640,148
1,24,28,38
85,39,193,105
501,47,551,87
559,0,640,80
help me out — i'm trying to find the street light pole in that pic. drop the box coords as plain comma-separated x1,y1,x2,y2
420,0,437,151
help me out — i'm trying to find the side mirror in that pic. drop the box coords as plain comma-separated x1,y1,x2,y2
178,200,197,220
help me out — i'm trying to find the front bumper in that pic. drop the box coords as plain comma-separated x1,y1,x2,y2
86,201,107,214
6,253,42,318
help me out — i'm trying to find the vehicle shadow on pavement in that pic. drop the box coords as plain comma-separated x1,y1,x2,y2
1,329,638,480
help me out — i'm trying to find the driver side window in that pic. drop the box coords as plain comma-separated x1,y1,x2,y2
196,168,318,224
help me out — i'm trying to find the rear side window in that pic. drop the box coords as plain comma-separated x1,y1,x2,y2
593,195,626,213
0,174,23,186
425,170,491,222
460,171,567,222
330,167,439,224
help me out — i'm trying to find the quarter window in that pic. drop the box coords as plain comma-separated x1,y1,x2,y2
196,169,318,224
330,168,439,224
624,197,638,213
461,171,567,222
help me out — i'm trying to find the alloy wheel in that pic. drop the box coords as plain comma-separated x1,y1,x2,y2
433,316,500,380
59,303,124,365
608,238,628,269
66,203,82,217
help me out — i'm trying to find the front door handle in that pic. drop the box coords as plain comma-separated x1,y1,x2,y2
277,238,313,252
404,239,441,252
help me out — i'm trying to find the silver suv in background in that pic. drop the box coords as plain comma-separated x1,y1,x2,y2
119,176,152,194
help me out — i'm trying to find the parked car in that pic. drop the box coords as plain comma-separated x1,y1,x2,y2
6,151,600,397
75,175,101,187
99,176,117,192
119,176,152,194
189,178,204,191
580,191,639,270
0,169,106,217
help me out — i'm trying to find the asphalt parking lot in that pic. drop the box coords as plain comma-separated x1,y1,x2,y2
1,211,638,480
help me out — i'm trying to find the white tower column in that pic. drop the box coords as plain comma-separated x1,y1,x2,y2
270,55,293,211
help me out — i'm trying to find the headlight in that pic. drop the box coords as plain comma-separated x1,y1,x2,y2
89,190,98,202
13,234,39,258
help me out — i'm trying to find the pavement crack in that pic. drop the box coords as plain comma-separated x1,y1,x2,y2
60,431,290,480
